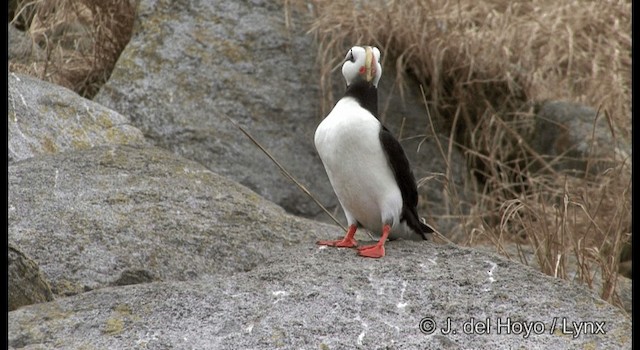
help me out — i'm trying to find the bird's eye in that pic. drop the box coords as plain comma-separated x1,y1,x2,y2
346,50,355,62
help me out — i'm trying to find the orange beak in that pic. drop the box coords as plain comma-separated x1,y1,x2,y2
364,46,375,82
358,46,376,82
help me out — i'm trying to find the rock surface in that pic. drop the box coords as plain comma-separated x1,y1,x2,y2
8,24,43,62
8,73,146,163
8,144,335,297
8,242,631,349
94,0,336,219
475,243,633,316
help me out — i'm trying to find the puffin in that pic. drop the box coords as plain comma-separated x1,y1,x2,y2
314,45,433,258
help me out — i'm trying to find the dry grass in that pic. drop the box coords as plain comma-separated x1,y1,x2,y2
468,139,631,308
307,0,631,140
9,0,136,98
306,0,631,311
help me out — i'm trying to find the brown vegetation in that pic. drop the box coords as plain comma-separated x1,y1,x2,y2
9,0,136,98
308,0,630,139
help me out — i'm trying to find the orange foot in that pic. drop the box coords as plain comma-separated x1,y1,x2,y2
356,223,391,258
316,224,358,248
357,244,385,258
317,237,357,248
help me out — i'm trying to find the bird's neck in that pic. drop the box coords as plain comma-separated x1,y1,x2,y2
343,81,378,119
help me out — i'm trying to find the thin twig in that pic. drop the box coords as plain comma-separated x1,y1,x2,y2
223,113,347,232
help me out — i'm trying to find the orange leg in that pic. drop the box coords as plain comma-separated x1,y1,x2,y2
316,224,358,248
357,224,390,258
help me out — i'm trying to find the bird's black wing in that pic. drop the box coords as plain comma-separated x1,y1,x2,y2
379,125,432,238
379,125,418,208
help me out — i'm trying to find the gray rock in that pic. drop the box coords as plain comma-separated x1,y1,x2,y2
529,100,631,175
8,73,147,163
8,242,631,349
93,0,336,219
8,244,55,311
475,243,632,316
8,144,335,296
8,24,43,62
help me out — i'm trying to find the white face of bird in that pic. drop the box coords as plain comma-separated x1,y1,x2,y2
341,46,382,88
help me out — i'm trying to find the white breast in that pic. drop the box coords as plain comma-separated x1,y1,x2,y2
314,98,404,236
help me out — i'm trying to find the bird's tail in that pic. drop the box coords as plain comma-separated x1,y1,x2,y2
404,208,434,240
418,217,435,240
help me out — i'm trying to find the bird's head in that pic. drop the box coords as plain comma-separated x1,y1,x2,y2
341,46,382,88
